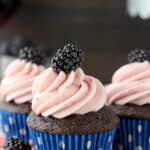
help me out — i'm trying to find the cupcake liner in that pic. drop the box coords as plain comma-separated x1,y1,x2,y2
113,117,150,150
0,109,30,143
29,128,116,150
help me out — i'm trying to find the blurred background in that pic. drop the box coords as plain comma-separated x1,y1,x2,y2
0,0,150,83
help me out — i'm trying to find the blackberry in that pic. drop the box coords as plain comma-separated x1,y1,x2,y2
51,42,84,74
3,137,31,150
4,35,33,56
128,49,150,63
19,46,46,65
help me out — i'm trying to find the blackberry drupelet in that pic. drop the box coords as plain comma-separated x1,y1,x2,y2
3,137,31,150
128,49,150,63
19,46,45,65
51,42,84,74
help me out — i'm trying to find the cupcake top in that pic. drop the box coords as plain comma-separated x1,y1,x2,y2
0,46,45,104
106,49,150,105
32,43,106,119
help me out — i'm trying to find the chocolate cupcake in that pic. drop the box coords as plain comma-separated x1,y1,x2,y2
106,49,150,150
27,43,119,150
0,46,45,143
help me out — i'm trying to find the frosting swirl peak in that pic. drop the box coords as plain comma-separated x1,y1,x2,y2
106,61,150,105
112,61,150,83
0,59,45,104
32,68,106,119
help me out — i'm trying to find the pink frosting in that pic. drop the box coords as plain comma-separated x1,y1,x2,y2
112,61,150,83
106,61,150,105
0,59,45,104
32,68,106,119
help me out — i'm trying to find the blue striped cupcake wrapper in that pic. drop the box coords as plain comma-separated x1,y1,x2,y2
0,109,30,143
113,117,150,150
29,128,116,150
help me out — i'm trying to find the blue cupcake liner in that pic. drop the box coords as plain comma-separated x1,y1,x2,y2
113,117,150,150
0,109,30,143
29,128,116,150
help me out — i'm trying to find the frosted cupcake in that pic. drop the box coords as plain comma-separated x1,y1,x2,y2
106,49,150,150
0,46,45,143
27,43,119,150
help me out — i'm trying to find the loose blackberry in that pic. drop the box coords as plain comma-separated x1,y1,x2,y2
19,46,46,65
3,137,31,150
51,42,84,74
128,49,150,63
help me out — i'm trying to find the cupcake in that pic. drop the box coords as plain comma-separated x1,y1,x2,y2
0,46,45,143
27,43,119,150
106,49,150,150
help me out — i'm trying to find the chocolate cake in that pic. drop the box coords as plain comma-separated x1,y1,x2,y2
27,106,119,134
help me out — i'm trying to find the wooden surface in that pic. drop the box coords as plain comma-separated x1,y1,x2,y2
0,0,150,82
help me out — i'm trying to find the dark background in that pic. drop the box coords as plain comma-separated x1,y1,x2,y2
0,0,150,83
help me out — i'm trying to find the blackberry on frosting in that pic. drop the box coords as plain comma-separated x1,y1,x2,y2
19,46,45,65
51,42,84,74
3,137,31,150
128,49,150,63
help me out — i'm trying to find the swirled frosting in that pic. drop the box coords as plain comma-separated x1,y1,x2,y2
0,59,45,104
32,68,106,119
106,61,150,105
112,61,150,83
